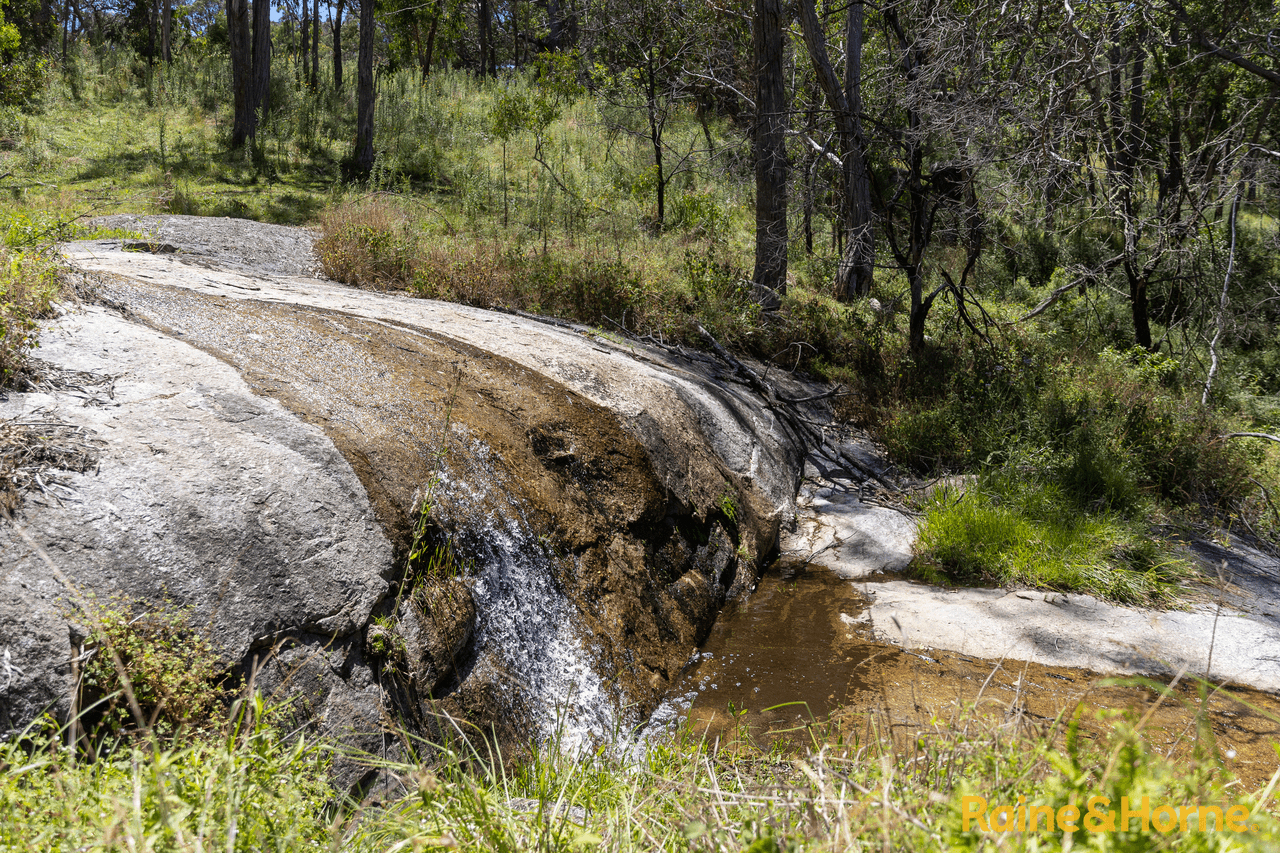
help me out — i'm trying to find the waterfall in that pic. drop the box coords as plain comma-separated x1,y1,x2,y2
434,442,627,752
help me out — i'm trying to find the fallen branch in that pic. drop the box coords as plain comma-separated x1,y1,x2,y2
695,323,779,405
1004,255,1124,324
491,304,582,332
695,324,895,491
1223,432,1280,445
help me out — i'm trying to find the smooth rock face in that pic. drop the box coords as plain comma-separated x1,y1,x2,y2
0,307,393,740
1,215,808,751
865,582,1280,693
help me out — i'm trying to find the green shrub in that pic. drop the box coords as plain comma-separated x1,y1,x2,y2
315,198,418,288
78,597,229,739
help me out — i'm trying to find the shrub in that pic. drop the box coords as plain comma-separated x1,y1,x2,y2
78,597,228,739
315,198,418,288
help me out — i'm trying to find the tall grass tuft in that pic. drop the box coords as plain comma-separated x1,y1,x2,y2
2,682,1277,851
915,473,1187,604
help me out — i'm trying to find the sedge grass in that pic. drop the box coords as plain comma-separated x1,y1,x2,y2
915,473,1189,604
3,678,1278,852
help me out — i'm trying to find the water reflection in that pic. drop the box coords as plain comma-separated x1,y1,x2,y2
670,560,903,743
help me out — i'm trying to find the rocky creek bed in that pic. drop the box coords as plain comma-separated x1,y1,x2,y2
2,215,814,782
1,215,1278,785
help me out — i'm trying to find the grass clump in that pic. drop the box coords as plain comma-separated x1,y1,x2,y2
0,705,334,852
0,245,62,385
915,474,1186,604
2,685,1276,851
315,196,772,352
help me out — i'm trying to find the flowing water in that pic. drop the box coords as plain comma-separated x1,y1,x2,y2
435,460,621,750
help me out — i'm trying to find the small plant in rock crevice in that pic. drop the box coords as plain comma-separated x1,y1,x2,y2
75,596,230,742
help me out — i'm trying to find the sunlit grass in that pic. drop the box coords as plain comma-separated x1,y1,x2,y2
3,683,1277,852
915,474,1189,604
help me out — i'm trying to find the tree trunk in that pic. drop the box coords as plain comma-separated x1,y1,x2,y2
227,0,254,148
752,0,788,299
478,0,492,76
798,0,874,300
147,0,158,65
1114,35,1152,349
161,0,171,63
646,59,666,227
423,2,440,74
251,0,273,130
332,0,345,93
839,0,873,297
311,0,320,88
512,0,521,70
411,18,425,76
300,1,310,84
547,0,564,51
352,0,376,175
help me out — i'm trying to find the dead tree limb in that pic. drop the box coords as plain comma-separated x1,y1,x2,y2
695,323,895,491
1223,432,1280,445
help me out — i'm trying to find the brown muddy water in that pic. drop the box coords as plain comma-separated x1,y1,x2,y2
673,562,1280,788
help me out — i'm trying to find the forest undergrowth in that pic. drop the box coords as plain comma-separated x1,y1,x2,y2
2,44,1279,602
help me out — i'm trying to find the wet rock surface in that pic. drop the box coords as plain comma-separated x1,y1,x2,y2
1,215,809,753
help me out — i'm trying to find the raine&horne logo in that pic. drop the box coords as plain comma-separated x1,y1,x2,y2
961,795,1253,834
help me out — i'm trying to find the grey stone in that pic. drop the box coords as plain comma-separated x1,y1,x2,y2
2,214,813,752
0,306,393,736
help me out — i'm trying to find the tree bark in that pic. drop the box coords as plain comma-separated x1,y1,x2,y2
227,0,254,148
311,0,320,88
147,0,158,65
478,0,492,76
423,2,440,74
301,0,310,84
332,0,345,93
840,0,873,296
161,0,171,62
251,0,273,129
646,58,666,226
352,0,376,175
752,0,788,299
797,0,874,299
547,0,565,51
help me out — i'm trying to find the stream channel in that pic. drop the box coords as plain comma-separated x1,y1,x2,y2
657,560,1280,788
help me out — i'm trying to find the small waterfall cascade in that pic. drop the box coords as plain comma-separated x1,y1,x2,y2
433,436,627,751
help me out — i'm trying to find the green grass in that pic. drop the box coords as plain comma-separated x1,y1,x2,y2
0,243,62,384
915,474,1187,604
3,687,1277,852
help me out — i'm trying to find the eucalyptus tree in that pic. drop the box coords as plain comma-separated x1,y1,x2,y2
352,0,375,174
588,0,706,228
226,0,253,146
331,0,345,91
797,0,874,300
753,0,788,299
